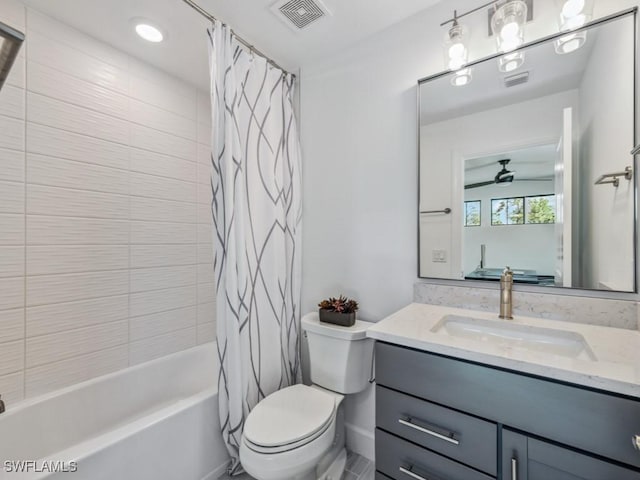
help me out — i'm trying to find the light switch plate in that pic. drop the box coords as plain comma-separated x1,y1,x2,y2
432,249,447,263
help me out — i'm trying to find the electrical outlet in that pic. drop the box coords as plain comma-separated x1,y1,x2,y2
432,249,447,263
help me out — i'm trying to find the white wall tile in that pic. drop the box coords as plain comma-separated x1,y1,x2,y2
5,52,25,89
197,224,213,245
0,214,24,245
130,99,196,141
0,181,24,214
0,277,24,311
131,196,197,224
27,123,129,170
0,84,25,120
197,143,211,165
198,243,214,266
130,75,196,120
128,60,195,103
25,345,128,398
0,308,24,343
0,115,24,151
130,265,197,293
26,320,127,368
197,282,216,305
0,246,24,277
27,61,129,120
197,159,212,185
27,185,129,219
27,154,129,195
27,10,130,72
129,148,196,183
197,90,211,126
129,286,197,318
130,172,196,203
27,216,128,245
0,339,24,376
0,0,26,28
27,245,128,275
197,263,214,286
197,322,216,344
130,221,196,245
27,270,129,306
129,327,196,366
0,147,25,183
131,244,197,269
27,93,129,145
130,123,196,161
130,306,196,341
197,182,213,205
0,371,24,405
27,31,128,94
197,301,216,325
27,295,128,337
197,122,211,147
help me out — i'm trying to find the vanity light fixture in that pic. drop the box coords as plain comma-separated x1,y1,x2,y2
554,0,593,54
443,13,470,71
498,51,525,72
491,0,528,53
451,68,473,86
132,18,165,43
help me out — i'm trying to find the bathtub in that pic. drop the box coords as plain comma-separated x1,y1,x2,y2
0,343,229,480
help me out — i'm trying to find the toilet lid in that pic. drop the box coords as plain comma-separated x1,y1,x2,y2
243,384,336,448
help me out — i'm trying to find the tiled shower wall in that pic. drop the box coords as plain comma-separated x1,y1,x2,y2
0,0,215,403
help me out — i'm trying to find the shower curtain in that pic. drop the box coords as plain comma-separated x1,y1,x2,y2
207,21,302,474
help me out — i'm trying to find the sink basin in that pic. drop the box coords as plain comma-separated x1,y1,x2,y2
431,315,596,360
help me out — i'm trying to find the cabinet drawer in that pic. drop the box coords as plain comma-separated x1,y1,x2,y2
376,342,640,469
377,385,497,476
376,429,494,480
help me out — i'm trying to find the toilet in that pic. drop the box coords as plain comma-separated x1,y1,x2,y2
239,312,374,480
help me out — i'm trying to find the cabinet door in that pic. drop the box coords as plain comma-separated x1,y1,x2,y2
502,430,640,480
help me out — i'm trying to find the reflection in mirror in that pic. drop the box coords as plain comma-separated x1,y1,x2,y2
419,12,636,292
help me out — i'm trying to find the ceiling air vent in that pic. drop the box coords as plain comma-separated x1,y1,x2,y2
504,71,529,88
271,0,331,31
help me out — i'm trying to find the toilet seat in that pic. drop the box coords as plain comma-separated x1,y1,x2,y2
243,384,336,453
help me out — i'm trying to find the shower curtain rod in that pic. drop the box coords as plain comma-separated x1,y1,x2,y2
181,0,295,77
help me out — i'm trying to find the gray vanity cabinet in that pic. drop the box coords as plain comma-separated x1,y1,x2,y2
374,341,640,480
502,430,640,480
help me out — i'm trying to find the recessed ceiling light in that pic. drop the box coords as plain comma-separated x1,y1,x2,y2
132,19,165,43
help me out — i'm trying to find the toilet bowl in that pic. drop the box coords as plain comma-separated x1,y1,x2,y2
239,313,373,480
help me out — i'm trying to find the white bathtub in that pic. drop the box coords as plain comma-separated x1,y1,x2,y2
0,343,229,480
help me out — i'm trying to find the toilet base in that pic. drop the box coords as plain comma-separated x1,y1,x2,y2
318,448,346,480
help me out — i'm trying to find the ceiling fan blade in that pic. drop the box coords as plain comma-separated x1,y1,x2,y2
464,180,496,189
516,176,553,181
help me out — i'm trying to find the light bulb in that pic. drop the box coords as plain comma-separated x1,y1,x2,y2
562,0,585,18
564,14,586,29
448,42,466,60
500,38,522,52
501,21,521,40
449,58,465,70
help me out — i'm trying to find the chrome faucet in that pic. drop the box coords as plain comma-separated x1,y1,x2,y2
0,394,5,414
499,266,514,320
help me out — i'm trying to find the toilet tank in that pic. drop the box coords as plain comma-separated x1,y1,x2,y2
301,313,374,394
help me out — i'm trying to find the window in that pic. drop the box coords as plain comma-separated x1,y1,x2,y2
464,200,481,226
525,195,556,224
492,197,523,225
491,194,556,225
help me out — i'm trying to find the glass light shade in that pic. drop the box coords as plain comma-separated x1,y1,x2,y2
498,51,525,72
491,1,528,53
443,23,470,71
451,68,472,87
554,31,587,54
555,0,594,31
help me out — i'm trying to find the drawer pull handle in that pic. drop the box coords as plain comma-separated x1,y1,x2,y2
511,458,518,480
633,435,640,451
398,417,460,445
399,466,432,480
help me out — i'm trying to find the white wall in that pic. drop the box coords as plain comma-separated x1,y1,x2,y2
577,16,635,291
0,0,215,403
419,90,578,279
463,182,556,276
300,0,640,460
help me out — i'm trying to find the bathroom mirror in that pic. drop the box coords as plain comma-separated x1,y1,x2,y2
418,10,637,293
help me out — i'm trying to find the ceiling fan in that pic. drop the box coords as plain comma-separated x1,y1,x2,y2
464,159,551,190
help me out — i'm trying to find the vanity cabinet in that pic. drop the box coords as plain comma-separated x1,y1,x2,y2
374,342,640,480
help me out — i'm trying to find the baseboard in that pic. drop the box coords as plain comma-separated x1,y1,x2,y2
345,422,375,461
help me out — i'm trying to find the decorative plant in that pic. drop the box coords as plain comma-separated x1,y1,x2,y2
318,295,359,314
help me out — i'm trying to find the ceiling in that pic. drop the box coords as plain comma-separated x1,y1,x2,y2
20,0,443,91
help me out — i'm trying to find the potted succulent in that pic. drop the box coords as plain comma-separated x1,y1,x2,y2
318,295,359,327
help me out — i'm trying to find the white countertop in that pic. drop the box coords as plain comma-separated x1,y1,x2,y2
366,303,640,398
